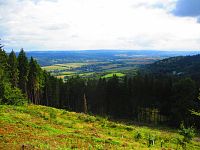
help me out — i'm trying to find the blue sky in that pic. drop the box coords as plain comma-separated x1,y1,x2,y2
0,0,200,51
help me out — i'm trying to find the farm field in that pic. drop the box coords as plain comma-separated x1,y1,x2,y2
42,62,135,79
32,50,199,80
42,61,136,79
0,104,200,150
102,73,125,78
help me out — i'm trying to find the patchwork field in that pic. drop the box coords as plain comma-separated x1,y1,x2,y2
35,50,200,80
42,61,139,80
0,105,200,149
102,73,125,78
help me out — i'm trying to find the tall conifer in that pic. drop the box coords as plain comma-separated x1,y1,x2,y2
8,50,19,87
18,48,29,94
28,57,39,104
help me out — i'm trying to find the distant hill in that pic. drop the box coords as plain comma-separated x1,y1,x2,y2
16,50,200,66
146,54,200,77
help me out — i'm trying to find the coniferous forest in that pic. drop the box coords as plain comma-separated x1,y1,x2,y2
0,44,200,129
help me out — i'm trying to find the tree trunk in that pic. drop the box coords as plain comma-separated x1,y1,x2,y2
83,93,87,114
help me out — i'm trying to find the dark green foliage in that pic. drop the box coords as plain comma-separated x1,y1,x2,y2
65,76,85,112
18,48,29,94
0,48,8,71
191,91,200,117
147,134,156,147
0,44,9,102
8,50,19,87
147,54,200,77
176,123,195,150
179,123,195,143
134,132,142,141
49,109,57,123
170,78,197,126
27,57,40,104
0,82,27,105
160,139,164,148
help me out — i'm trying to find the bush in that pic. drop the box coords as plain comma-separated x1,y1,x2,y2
134,132,142,141
179,123,195,143
176,137,186,150
49,109,57,122
84,116,96,123
125,126,133,131
0,82,27,105
147,134,156,147
176,123,195,150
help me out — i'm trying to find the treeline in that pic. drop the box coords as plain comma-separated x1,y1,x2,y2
62,75,200,127
0,47,62,106
0,46,200,128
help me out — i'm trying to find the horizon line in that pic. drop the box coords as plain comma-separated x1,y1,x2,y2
6,49,200,53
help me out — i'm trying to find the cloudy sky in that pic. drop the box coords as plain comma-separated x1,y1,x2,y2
0,0,200,51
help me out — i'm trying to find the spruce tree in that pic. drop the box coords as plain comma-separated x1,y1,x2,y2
0,45,7,101
191,92,200,117
8,50,19,87
17,48,29,94
0,47,8,74
27,57,39,104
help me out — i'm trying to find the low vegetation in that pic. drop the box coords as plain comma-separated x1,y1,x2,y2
0,104,200,150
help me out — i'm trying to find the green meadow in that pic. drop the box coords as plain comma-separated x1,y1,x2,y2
0,105,199,150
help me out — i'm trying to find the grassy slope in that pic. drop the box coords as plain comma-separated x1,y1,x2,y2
0,105,200,150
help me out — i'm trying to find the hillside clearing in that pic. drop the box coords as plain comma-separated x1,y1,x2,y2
0,105,199,150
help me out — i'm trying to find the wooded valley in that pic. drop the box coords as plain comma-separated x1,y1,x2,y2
1,45,200,128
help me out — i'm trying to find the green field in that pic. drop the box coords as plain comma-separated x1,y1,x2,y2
41,61,137,80
0,105,199,149
42,63,88,72
102,73,125,78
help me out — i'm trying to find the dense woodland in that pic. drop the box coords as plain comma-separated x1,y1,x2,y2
0,44,200,128
146,55,200,78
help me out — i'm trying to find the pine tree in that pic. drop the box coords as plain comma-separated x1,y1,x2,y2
191,91,200,117
0,46,8,74
8,50,19,87
0,44,7,102
18,48,29,94
0,40,3,49
27,57,40,104
171,78,197,126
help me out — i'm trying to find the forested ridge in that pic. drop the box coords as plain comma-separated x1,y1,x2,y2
0,44,200,128
146,54,200,78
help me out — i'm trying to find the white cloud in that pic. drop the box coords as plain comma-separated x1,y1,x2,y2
0,0,200,51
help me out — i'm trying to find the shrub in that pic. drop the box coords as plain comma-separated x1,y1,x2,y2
84,116,96,123
0,82,27,105
134,131,142,141
176,137,186,150
49,109,57,122
179,123,195,143
160,139,164,148
147,134,156,147
108,122,117,128
125,126,133,131
176,123,195,150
